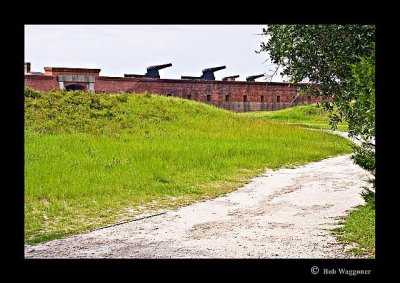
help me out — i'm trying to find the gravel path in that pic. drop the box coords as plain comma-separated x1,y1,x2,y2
25,155,371,259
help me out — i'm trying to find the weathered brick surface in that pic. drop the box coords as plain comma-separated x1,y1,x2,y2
25,71,319,112
24,75,58,92
44,67,101,77
95,77,317,111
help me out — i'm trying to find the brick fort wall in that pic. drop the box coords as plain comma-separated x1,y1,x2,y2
24,67,318,112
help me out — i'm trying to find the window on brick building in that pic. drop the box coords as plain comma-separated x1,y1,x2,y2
187,94,192,100
261,95,265,102
277,95,280,103
206,95,211,102
167,94,172,97
225,95,230,102
308,96,312,103
243,95,248,102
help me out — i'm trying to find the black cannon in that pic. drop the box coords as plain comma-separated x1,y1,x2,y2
125,63,172,79
181,66,226,81
222,75,239,81
246,74,264,82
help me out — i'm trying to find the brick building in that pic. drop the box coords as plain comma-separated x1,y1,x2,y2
24,63,317,112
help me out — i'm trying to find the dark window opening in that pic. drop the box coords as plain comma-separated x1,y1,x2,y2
243,95,248,102
308,96,312,102
261,95,265,102
277,95,280,103
66,84,85,91
225,95,230,102
187,94,192,99
166,94,172,97
206,95,211,102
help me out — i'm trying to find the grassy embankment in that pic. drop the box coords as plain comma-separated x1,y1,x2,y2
25,89,352,244
240,104,348,131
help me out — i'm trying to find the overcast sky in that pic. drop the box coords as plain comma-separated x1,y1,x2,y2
24,25,283,82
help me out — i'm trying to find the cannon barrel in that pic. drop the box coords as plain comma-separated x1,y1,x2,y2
147,63,173,71
246,74,264,82
202,66,226,74
182,66,226,81
145,63,173,79
201,65,226,80
222,75,239,81
125,63,172,79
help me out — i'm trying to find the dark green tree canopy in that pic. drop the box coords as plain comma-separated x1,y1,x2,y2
260,25,375,97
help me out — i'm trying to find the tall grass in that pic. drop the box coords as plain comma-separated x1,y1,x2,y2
241,104,348,131
25,89,352,244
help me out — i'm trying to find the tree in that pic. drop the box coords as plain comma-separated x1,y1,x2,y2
260,25,375,191
343,48,375,194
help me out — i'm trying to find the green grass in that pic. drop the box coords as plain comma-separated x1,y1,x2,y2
333,199,375,258
240,104,348,131
25,89,353,244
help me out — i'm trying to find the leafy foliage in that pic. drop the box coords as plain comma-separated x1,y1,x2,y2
342,52,375,192
260,25,375,97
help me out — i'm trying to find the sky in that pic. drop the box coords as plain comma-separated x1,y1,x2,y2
24,25,284,82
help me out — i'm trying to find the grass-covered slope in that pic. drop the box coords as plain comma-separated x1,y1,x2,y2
241,104,348,131
25,89,352,244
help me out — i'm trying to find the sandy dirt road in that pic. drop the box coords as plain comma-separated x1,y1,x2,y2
25,155,371,259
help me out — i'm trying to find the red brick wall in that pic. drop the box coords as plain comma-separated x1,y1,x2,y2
95,77,140,93
24,75,58,92
95,77,317,111
95,77,309,102
25,75,319,111
44,67,101,77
